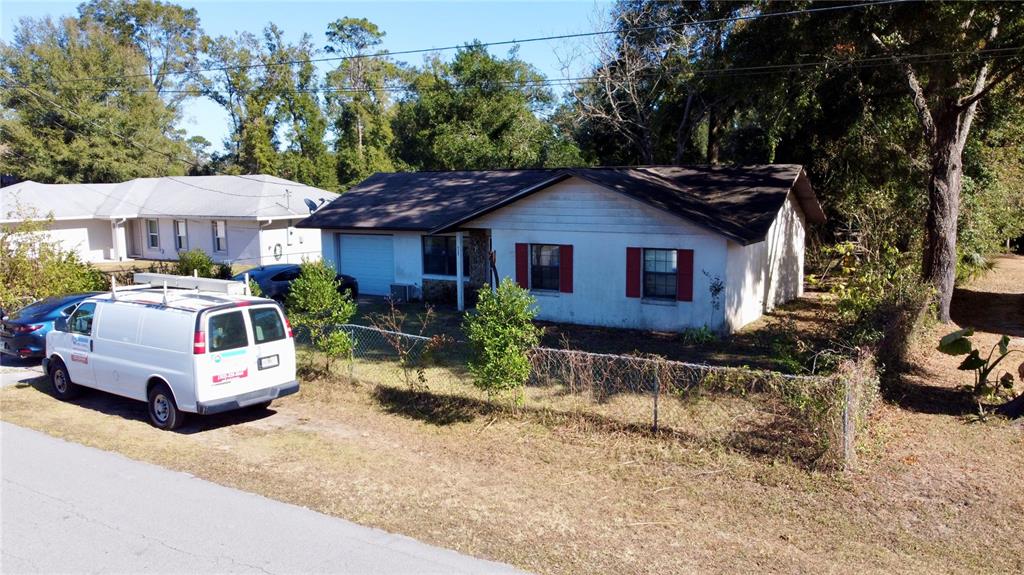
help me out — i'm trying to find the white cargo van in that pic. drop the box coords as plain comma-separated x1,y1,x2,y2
43,274,298,430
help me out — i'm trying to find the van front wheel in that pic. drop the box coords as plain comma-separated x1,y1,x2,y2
49,358,81,400
148,383,185,431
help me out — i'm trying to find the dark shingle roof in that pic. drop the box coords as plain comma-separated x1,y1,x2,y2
297,165,824,245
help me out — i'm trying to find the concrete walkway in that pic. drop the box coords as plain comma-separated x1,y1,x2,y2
0,422,526,574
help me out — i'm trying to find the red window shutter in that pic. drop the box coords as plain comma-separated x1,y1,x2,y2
626,247,642,298
515,243,529,289
677,249,694,302
559,245,573,293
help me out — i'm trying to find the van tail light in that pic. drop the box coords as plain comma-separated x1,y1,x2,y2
284,317,294,338
193,331,207,354
13,324,43,334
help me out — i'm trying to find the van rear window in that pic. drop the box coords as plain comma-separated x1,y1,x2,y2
248,308,285,344
209,311,248,352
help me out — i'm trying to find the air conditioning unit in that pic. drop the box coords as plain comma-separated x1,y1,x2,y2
390,283,415,303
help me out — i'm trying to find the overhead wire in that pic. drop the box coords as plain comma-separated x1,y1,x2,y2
38,0,912,85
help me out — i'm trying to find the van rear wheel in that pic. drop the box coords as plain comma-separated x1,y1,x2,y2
49,358,81,400
148,383,185,430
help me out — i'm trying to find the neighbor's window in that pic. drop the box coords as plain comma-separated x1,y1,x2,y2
643,249,677,299
422,235,469,276
146,219,160,249
530,244,560,291
248,308,286,344
208,311,248,352
212,220,227,252
174,220,188,251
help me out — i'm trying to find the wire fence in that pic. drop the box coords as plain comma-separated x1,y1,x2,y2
307,324,878,471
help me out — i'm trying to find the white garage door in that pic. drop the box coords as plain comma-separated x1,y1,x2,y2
337,234,394,296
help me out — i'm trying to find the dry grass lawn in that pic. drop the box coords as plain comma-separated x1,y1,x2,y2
3,257,1024,574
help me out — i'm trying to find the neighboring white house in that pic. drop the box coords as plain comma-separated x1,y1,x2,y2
297,165,825,333
1,175,338,266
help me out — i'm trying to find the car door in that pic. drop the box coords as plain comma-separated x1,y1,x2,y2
64,302,98,387
269,268,301,300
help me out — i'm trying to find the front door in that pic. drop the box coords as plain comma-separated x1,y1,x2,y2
127,220,142,257
64,302,97,386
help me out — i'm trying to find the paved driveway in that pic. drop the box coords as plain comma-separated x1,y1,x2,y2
1,422,527,574
0,355,43,389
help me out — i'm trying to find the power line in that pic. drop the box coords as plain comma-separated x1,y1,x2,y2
9,46,1018,97
46,0,910,85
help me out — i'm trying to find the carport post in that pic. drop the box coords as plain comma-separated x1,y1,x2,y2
456,231,465,311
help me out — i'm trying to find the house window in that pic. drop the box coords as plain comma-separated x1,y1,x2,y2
146,219,159,249
422,235,469,276
530,244,560,291
212,220,227,253
643,249,677,299
174,220,188,251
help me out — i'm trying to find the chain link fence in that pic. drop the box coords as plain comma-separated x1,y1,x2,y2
309,324,878,470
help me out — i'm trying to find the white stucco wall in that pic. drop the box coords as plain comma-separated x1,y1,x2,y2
469,177,729,332
28,219,114,262
257,219,323,265
723,192,808,332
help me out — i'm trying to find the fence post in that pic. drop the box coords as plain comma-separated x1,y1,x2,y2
842,375,854,471
652,374,660,433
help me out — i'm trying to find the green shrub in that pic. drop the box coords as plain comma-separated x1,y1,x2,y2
215,262,234,279
174,248,215,278
463,279,542,402
0,209,106,312
287,260,357,378
247,279,263,297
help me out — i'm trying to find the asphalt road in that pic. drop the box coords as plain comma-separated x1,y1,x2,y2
0,422,527,574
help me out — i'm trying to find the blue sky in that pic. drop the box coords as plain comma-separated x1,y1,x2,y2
2,0,610,153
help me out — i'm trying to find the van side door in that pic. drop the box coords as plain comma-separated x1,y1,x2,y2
91,303,144,398
64,302,98,387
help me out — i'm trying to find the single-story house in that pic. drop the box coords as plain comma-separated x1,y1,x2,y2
297,165,825,333
1,175,338,266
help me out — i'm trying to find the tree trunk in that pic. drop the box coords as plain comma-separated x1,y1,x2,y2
706,106,721,165
673,91,695,165
923,119,963,323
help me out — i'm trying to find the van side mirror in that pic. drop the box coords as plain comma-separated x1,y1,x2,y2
54,317,68,332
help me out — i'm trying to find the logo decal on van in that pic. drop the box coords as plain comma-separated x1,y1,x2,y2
71,353,89,364
212,349,247,363
212,369,248,384
72,335,90,350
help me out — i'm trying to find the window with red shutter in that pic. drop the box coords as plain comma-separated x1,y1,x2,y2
559,245,573,293
626,247,642,298
676,249,694,302
514,243,529,288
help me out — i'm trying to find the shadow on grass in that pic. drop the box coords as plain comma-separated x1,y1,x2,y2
371,384,826,469
19,377,277,433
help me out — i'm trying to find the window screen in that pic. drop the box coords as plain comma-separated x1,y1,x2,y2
208,311,248,352
248,308,285,344
530,244,560,291
643,249,677,299
147,219,159,248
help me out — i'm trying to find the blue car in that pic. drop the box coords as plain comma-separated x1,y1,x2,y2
233,264,359,303
0,293,101,360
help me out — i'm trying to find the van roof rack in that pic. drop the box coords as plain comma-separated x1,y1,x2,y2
132,273,250,296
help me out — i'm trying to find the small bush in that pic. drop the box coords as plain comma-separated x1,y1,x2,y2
287,260,357,378
174,248,215,278
463,279,542,403
215,262,234,279
248,279,263,297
